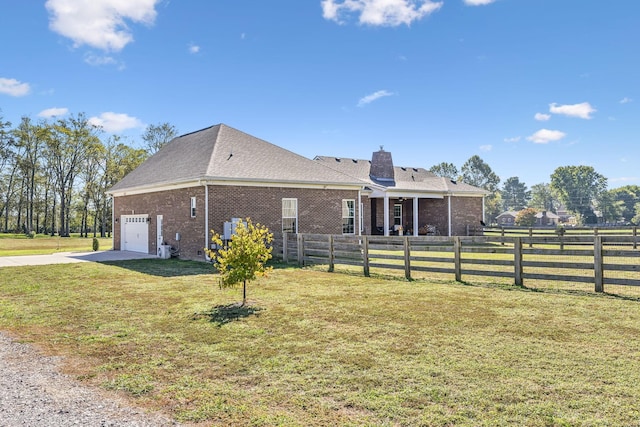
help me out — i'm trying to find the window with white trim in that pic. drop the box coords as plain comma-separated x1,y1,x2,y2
342,199,355,234
394,204,402,226
282,198,298,233
190,197,196,218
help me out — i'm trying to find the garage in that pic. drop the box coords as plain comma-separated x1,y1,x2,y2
121,215,149,253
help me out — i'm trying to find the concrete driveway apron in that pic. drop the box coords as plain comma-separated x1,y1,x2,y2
0,251,156,268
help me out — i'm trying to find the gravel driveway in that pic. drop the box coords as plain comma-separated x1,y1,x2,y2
0,332,180,426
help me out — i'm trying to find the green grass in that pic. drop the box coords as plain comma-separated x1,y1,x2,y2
0,235,113,256
2,259,640,426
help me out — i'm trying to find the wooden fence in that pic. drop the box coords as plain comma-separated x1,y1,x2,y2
278,233,640,293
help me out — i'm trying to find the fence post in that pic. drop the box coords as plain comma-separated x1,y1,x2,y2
528,228,533,248
297,233,304,267
514,237,523,286
454,236,462,282
501,227,505,246
328,235,334,272
404,236,411,280
283,233,288,263
363,236,370,277
594,235,604,293
634,227,637,250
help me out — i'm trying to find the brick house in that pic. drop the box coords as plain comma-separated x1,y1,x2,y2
315,149,487,237
108,124,487,260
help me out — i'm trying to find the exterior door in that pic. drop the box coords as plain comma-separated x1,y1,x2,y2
121,215,149,253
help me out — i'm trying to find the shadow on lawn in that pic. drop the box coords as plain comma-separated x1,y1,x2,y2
457,280,640,302
100,258,214,277
192,303,264,326
100,258,293,277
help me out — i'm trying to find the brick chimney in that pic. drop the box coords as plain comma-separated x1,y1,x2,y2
370,147,395,181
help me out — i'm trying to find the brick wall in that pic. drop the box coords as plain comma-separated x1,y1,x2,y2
207,185,359,237
114,185,360,260
114,186,483,260
114,187,206,259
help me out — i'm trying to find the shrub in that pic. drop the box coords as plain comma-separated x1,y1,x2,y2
26,231,36,239
92,237,100,251
515,208,538,227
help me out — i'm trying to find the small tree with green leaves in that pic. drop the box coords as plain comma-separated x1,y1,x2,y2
205,218,273,307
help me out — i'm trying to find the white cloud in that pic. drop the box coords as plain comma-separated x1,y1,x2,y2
534,113,551,121
88,112,144,133
45,0,159,52
549,102,596,119
610,176,639,183
504,136,521,143
38,107,69,118
479,144,492,151
526,129,566,144
620,97,633,104
322,0,443,26
464,0,496,5
84,52,121,68
357,90,394,107
188,43,200,54
0,77,31,97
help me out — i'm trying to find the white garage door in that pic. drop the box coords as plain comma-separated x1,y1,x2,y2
121,215,149,253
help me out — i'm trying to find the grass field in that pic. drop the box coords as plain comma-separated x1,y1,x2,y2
1,258,640,426
0,234,113,256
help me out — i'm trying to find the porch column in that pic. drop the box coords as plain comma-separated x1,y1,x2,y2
482,196,486,225
357,190,362,236
447,193,452,237
384,194,390,236
413,197,419,237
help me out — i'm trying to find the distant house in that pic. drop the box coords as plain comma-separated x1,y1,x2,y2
108,124,487,260
535,211,559,226
496,211,518,225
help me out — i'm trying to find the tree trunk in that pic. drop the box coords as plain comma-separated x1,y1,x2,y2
242,280,247,307
51,195,57,236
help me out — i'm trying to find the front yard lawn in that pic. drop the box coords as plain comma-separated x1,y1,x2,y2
1,259,639,426
0,234,113,256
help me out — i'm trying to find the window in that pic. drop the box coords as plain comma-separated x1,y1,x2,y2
342,199,355,234
282,198,298,233
190,197,196,218
360,202,364,233
394,204,402,226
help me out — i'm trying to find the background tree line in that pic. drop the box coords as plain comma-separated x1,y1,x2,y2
0,110,176,236
429,158,640,226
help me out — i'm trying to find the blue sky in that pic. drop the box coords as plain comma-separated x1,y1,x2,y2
1,0,639,189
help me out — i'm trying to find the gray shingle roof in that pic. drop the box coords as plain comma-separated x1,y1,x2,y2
109,124,366,193
314,156,488,195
